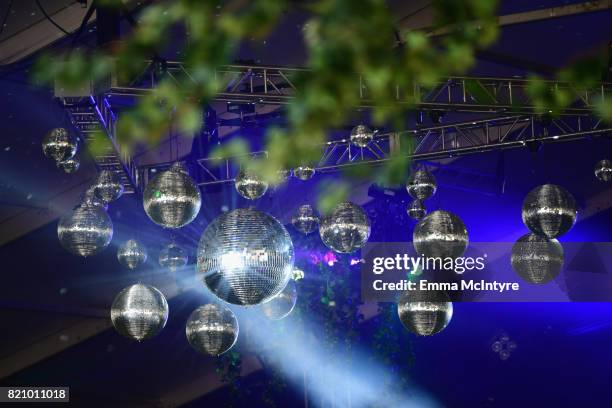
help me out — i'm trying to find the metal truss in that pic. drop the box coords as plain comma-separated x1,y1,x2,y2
191,113,610,185
108,61,612,114
63,96,139,194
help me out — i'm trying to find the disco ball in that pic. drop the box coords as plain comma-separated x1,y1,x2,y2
407,199,426,220
261,280,297,320
110,284,168,342
522,184,576,239
397,289,453,336
350,124,374,147
292,267,305,281
406,169,437,200
293,165,315,180
291,204,320,234
81,186,107,209
595,159,612,182
93,170,124,203
58,156,80,173
58,204,113,257
143,163,202,229
276,168,292,183
511,233,564,284
42,127,78,162
186,304,239,356
235,168,268,200
159,242,188,271
413,210,468,259
117,239,147,270
319,202,371,253
197,208,294,305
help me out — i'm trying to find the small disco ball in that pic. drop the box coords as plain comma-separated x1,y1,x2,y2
413,210,468,259
594,159,612,182
57,156,80,174
159,242,188,271
292,267,305,281
186,303,239,356
81,186,107,209
522,184,576,239
110,284,168,342
406,169,437,200
511,233,563,284
143,163,202,229
235,168,268,200
293,165,315,181
93,170,124,203
261,279,297,320
42,127,78,163
407,199,427,220
58,204,113,257
350,124,374,147
197,208,294,305
397,289,453,336
117,239,148,270
319,202,371,253
291,204,320,234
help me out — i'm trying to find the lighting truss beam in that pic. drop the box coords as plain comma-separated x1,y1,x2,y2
108,62,612,114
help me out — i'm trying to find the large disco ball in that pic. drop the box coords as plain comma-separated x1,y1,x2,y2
42,127,78,163
397,289,453,336
143,163,202,229
407,198,426,220
406,169,437,200
595,159,612,182
197,208,294,305
261,280,297,320
117,239,147,270
293,165,315,181
94,170,124,203
110,284,168,342
291,204,320,234
235,168,268,200
186,304,239,356
511,233,563,284
159,242,188,271
58,204,113,257
350,124,374,147
58,156,80,174
319,202,371,253
413,210,468,259
522,184,576,239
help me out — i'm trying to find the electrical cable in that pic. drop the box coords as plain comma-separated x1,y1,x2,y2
0,0,14,38
35,0,74,35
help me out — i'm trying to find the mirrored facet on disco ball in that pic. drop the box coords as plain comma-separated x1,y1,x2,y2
511,233,563,284
159,242,188,271
186,303,239,356
413,210,468,259
406,169,437,200
595,159,612,182
235,168,268,200
110,284,168,342
293,165,315,180
93,170,124,203
81,186,107,209
58,204,113,257
143,163,202,229
261,279,297,320
397,289,453,336
292,204,320,234
407,199,427,220
197,208,294,305
350,124,374,147
522,184,576,239
319,202,370,253
58,156,80,173
117,239,147,270
42,127,78,162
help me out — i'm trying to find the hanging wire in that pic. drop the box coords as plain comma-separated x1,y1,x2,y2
0,0,13,38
